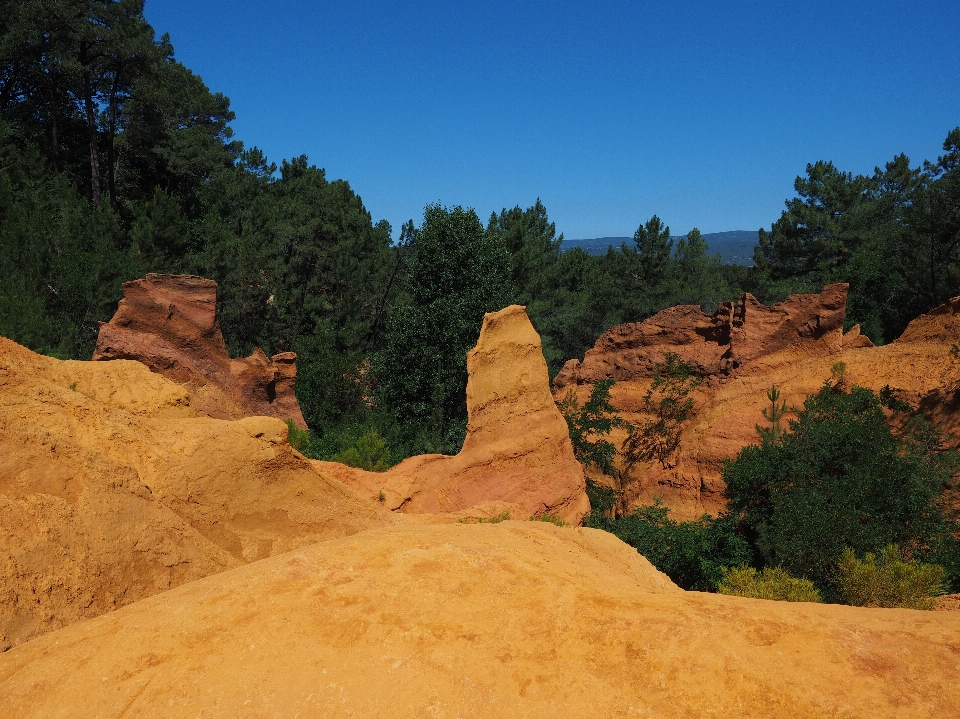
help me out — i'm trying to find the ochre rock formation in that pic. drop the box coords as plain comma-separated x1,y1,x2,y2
554,286,960,519
0,337,398,650
3,521,958,718
317,305,589,523
554,282,852,389
92,273,307,427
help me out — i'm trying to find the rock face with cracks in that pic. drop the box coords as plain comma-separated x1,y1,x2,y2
553,282,853,390
0,337,399,650
554,285,960,519
317,305,589,523
2,521,958,719
92,273,307,427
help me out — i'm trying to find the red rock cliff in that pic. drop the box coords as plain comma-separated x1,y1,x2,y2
92,273,306,427
554,283,855,390
552,284,960,520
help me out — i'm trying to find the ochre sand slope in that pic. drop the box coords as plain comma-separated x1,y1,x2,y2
2,522,958,718
0,336,398,649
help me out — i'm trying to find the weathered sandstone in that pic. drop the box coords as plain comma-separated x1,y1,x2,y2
554,282,851,389
92,273,306,427
2,521,958,718
555,286,960,519
317,305,589,523
0,337,398,649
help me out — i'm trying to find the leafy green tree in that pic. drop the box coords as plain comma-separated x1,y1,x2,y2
753,129,960,344
486,199,572,369
486,198,562,303
537,246,600,373
212,155,392,433
623,353,702,469
673,227,728,313
0,120,131,357
556,379,631,476
755,385,787,442
376,204,513,454
633,214,673,288
915,128,960,317
723,382,960,596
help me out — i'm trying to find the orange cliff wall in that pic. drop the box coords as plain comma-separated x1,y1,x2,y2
0,336,398,650
554,284,960,520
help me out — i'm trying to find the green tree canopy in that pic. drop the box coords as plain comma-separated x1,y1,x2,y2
723,382,960,596
753,128,960,343
375,204,513,453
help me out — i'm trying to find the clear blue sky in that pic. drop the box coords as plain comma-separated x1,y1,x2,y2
143,0,959,240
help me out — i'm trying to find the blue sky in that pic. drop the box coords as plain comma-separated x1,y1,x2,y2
143,0,960,240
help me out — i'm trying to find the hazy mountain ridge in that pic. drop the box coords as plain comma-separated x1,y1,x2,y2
564,230,758,266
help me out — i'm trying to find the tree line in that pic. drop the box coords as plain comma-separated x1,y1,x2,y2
2,2,959,462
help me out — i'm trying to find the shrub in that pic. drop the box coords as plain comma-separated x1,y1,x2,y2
587,498,752,591
331,429,390,471
534,513,567,526
718,566,822,602
458,512,511,524
285,419,314,455
836,545,947,609
623,353,701,469
723,382,960,597
583,479,619,522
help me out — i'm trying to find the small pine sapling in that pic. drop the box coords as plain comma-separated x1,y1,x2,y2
756,385,788,442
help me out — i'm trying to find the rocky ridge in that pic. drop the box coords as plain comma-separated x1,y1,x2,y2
0,336,399,649
3,288,960,715
554,282,861,389
2,521,958,718
0,302,588,647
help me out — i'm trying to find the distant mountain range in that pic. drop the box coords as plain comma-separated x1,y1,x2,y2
562,230,758,266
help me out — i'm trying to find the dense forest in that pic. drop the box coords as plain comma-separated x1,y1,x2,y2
2,1,959,463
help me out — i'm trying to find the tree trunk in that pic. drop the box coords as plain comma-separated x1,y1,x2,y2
48,82,60,175
107,69,120,209
81,42,102,208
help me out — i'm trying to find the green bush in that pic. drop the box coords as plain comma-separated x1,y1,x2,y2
533,513,568,526
332,429,390,471
623,352,701,469
285,419,395,472
723,382,960,597
836,545,947,609
718,566,822,602
586,498,752,591
285,419,315,456
556,379,630,475
458,512,511,524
